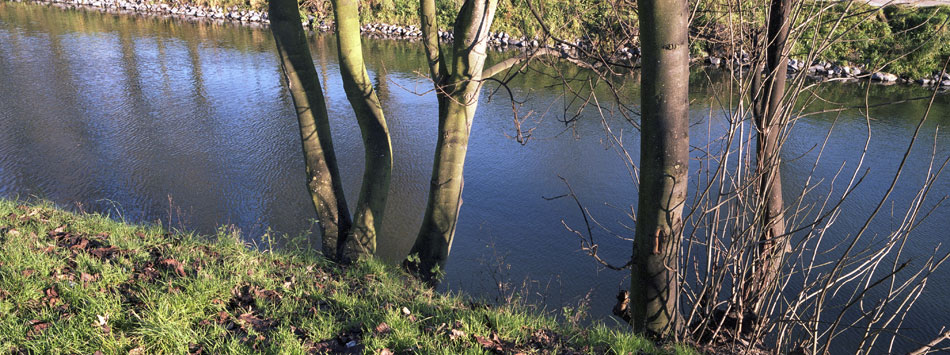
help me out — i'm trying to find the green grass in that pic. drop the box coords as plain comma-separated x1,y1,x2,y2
791,3,950,78
0,199,689,354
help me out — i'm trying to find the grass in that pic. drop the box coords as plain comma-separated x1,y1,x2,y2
0,199,691,354
791,3,950,78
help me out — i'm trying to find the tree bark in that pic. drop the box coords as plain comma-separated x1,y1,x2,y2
269,0,352,258
630,0,690,339
405,0,498,283
745,0,791,317
331,0,393,260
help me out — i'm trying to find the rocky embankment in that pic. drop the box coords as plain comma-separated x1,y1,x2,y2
8,0,950,89
703,53,950,88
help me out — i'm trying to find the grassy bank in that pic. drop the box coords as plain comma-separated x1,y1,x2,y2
15,0,950,78
256,0,950,78
0,200,690,354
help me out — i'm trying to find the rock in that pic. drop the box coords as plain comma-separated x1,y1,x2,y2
917,78,933,86
871,72,897,82
707,56,722,66
942,80,950,87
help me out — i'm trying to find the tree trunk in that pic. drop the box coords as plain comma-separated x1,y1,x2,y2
269,0,352,258
331,0,393,260
630,0,690,339
744,0,791,318
405,0,498,283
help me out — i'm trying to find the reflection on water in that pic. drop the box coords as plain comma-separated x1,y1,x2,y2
2,3,949,351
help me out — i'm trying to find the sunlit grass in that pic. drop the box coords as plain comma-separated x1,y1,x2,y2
0,199,691,354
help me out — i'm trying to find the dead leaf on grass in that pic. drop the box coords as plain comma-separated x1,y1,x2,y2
160,258,186,277
27,319,50,337
80,272,99,284
474,332,504,353
374,322,391,335
449,328,466,340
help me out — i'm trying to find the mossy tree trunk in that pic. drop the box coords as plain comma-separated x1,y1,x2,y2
331,0,393,260
404,0,498,283
630,0,690,339
269,0,352,258
745,0,791,318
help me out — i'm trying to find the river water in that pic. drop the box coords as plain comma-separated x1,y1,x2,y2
2,2,949,351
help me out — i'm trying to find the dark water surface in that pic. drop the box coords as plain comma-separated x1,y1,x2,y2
2,3,949,350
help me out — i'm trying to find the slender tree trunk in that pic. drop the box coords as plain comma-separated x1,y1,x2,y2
269,0,352,258
744,0,791,317
630,0,690,339
331,0,393,260
405,0,498,282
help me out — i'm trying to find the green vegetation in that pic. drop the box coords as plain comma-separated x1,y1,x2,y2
194,0,950,78
0,200,692,354
792,3,950,78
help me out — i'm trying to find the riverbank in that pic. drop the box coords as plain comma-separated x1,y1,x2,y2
5,0,950,88
0,200,692,353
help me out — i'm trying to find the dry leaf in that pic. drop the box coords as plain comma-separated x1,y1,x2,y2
375,322,392,335
449,328,466,340
160,258,186,277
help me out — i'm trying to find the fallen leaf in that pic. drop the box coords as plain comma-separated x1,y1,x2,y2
401,307,411,315
374,322,391,335
81,272,98,284
449,328,466,340
27,319,50,337
53,225,67,234
254,288,281,301
216,311,230,324
474,332,504,352
42,287,60,306
21,269,34,277
129,346,145,355
160,258,186,277
89,246,120,259
378,348,394,355
238,312,274,332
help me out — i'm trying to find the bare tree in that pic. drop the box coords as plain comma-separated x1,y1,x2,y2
331,0,393,260
742,0,791,321
629,0,691,339
529,0,950,352
269,0,352,259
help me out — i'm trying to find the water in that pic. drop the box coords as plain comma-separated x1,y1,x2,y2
2,3,949,350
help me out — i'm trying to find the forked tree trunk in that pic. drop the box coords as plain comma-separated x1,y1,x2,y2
630,0,690,339
269,0,352,258
331,0,393,260
405,0,498,282
745,0,791,317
